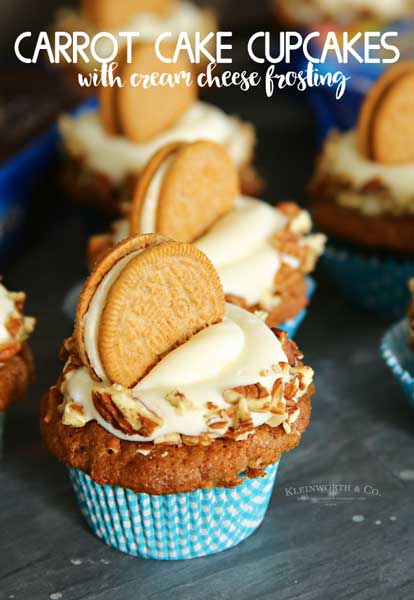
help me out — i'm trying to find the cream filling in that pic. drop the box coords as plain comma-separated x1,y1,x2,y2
319,131,414,216
83,250,142,380
63,303,290,441
0,284,17,344
140,157,173,233
56,1,211,72
59,102,252,184
113,196,297,306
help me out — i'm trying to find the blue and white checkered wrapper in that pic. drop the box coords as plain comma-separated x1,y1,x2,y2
322,243,414,318
68,461,279,560
381,318,414,408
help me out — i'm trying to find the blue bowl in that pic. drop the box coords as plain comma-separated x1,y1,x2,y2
303,19,414,142
0,127,58,254
69,461,279,560
322,243,414,318
381,318,414,407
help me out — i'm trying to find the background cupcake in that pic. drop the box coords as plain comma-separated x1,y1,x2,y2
59,41,261,214
0,281,35,453
310,62,414,317
41,234,315,559
87,140,326,336
52,0,217,86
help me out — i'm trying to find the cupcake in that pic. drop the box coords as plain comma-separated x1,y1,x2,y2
274,0,411,27
0,282,35,452
310,62,414,317
87,140,326,334
53,0,217,81
41,234,315,559
59,43,261,213
381,280,414,406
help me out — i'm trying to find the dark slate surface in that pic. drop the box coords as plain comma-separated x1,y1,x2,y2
0,71,413,600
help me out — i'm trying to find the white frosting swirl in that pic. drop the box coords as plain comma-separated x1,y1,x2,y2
317,131,414,216
59,102,254,184
112,197,304,306
63,303,293,441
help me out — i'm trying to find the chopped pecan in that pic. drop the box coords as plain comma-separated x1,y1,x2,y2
276,201,301,219
361,177,387,194
5,315,22,338
224,293,249,310
154,433,182,445
165,390,193,414
272,328,303,367
230,383,269,400
92,390,137,435
59,337,81,364
0,341,21,362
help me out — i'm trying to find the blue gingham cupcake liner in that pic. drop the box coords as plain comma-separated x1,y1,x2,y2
381,318,414,408
279,277,315,339
68,461,279,560
63,278,316,339
322,243,414,318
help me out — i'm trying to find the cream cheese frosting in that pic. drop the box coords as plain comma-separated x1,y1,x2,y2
55,1,214,73
110,196,324,307
61,303,312,442
316,131,414,216
59,102,254,184
0,284,35,346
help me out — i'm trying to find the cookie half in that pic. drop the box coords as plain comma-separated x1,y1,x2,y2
100,41,197,143
357,61,414,164
131,140,239,242
76,234,225,387
82,0,174,29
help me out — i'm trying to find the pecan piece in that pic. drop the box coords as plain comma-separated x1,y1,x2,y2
92,390,137,435
0,341,21,362
271,328,303,367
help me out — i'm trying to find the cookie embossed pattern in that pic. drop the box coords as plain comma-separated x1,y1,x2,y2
42,235,315,559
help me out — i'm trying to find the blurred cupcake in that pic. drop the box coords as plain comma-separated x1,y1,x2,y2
310,62,414,317
88,140,325,335
41,234,314,559
381,280,414,406
53,0,217,81
0,282,35,452
274,0,411,27
59,42,261,213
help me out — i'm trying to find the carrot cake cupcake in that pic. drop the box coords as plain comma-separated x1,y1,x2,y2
0,282,35,452
41,234,314,559
310,62,414,316
59,43,261,213
87,140,325,332
53,0,217,79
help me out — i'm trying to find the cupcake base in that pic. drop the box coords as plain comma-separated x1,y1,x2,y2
381,318,414,407
69,461,279,560
322,242,414,318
